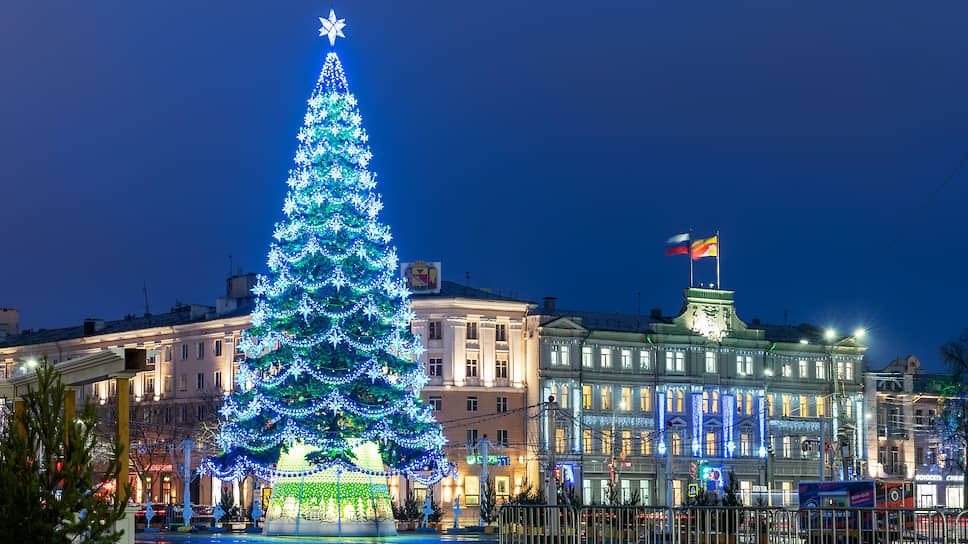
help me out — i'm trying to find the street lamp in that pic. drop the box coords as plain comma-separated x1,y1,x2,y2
823,328,866,480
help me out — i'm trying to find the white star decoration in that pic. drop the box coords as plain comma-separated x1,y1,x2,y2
319,9,346,46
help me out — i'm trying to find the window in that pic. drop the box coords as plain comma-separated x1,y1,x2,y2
844,361,853,380
641,432,651,455
560,346,569,367
464,475,480,506
164,376,172,395
550,345,562,366
746,393,753,415
196,373,204,390
466,429,478,443
782,482,793,506
602,430,612,454
800,396,808,417
196,405,205,422
737,394,743,414
197,342,204,359
672,480,683,505
428,358,443,377
496,323,507,342
583,429,592,452
671,433,682,456
601,386,612,410
429,396,442,411
666,352,684,372
740,433,750,456
740,481,752,506
621,350,632,370
496,396,508,413
621,479,631,502
179,374,187,391
180,344,188,360
816,397,825,417
640,481,651,505
144,375,155,394
737,355,753,376
640,387,652,412
582,385,592,409
799,359,808,378
498,429,509,447
782,395,791,417
703,391,709,413
621,387,632,410
600,480,610,505
180,406,187,423
640,350,651,370
583,480,592,505
465,358,478,378
165,346,172,362
466,322,478,340
782,436,792,457
706,432,717,457
559,385,568,409
782,363,792,377
164,407,171,424
916,410,923,425
582,347,592,367
428,321,442,340
815,360,826,380
214,340,222,357
705,352,717,373
600,348,611,369
712,392,720,413
214,371,222,389
466,396,478,412
495,358,508,379
677,390,684,413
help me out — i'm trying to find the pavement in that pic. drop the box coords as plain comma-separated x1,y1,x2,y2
135,531,499,544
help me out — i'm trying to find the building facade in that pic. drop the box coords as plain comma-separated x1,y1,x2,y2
530,288,866,507
864,356,965,508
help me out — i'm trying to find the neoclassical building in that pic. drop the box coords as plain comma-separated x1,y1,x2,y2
529,287,865,507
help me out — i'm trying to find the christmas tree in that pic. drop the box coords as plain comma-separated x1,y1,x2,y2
204,10,451,536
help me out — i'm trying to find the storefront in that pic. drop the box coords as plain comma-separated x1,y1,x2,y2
914,473,964,508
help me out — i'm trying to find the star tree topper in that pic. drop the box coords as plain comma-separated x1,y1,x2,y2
319,9,346,46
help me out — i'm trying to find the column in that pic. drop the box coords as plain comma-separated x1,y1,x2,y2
447,318,465,386
480,318,496,386
508,322,524,387
116,376,130,500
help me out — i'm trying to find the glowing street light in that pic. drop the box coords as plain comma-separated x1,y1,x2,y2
825,329,836,340
854,328,865,339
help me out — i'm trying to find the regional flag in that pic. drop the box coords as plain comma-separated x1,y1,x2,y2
691,236,718,260
665,233,690,256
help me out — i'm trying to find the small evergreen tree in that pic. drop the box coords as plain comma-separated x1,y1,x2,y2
0,359,130,543
480,477,499,524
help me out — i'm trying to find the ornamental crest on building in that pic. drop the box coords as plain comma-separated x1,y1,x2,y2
686,303,732,342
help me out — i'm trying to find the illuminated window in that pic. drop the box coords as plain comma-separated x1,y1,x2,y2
601,386,612,410
705,352,717,373
556,428,566,453
583,429,592,452
600,348,611,369
740,433,750,456
582,385,592,409
703,391,709,413
737,355,753,376
815,360,826,380
560,346,569,366
737,394,743,414
559,385,568,409
582,347,592,368
706,432,716,457
550,345,561,366
640,387,652,412
622,350,632,369
622,431,632,454
641,432,651,455
782,363,792,377
800,396,808,417
621,387,632,410
602,430,612,454
799,359,808,378
782,436,791,457
782,395,791,417
667,352,685,373
712,391,720,413
746,393,753,415
677,390,684,413
816,397,825,417
671,433,682,456
640,350,651,370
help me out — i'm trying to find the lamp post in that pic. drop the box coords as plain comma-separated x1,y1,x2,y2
823,328,866,481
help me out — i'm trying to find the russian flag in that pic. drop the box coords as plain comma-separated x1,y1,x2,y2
665,233,690,256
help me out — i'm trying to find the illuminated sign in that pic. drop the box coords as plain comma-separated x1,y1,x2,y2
466,455,510,466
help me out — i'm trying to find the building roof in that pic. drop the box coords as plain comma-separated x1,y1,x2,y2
410,281,534,304
540,309,670,333
0,304,253,349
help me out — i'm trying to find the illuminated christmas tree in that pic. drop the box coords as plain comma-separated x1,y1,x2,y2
205,10,451,536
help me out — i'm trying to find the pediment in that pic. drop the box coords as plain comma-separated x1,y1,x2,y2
541,316,588,332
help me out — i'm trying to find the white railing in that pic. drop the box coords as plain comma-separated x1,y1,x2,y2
499,504,962,544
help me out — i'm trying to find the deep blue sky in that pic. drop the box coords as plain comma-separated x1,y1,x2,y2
2,1,967,370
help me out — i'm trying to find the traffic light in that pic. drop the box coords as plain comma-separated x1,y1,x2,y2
689,462,698,479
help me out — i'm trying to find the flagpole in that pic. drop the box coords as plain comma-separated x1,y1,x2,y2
716,230,721,289
688,229,694,288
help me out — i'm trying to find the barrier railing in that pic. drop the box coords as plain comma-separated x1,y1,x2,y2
498,504,961,544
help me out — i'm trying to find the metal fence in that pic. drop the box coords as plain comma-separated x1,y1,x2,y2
499,505,968,544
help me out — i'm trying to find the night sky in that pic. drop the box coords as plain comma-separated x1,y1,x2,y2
3,1,967,370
